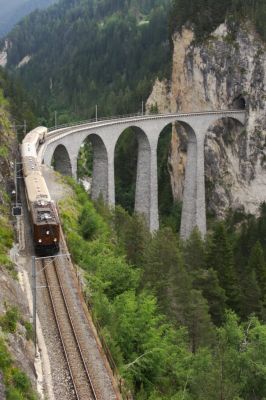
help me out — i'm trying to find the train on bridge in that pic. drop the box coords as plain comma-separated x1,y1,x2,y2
21,127,60,255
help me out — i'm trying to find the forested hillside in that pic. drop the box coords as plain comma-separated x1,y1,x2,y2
169,0,266,40
2,0,170,125
1,0,265,125
0,0,57,38
0,67,37,135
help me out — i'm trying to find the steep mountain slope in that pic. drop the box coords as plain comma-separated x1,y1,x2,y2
147,20,266,218
0,0,170,124
0,72,38,400
0,0,57,38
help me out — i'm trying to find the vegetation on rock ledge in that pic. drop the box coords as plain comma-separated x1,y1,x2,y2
169,0,266,41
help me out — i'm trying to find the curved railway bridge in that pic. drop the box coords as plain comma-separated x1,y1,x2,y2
37,110,246,238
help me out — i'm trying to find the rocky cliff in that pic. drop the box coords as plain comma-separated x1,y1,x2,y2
147,21,266,218
0,105,37,398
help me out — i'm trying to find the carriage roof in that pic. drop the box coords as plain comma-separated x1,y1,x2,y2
25,174,51,203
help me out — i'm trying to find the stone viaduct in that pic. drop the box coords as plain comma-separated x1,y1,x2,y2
37,110,246,238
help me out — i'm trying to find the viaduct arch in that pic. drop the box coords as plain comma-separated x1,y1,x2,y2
52,144,72,176
39,111,246,238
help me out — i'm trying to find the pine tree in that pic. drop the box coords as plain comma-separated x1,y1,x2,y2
124,213,150,267
194,268,227,326
206,222,240,313
240,264,262,319
183,228,206,273
258,202,266,251
184,229,226,325
142,227,181,315
182,289,215,353
248,241,266,298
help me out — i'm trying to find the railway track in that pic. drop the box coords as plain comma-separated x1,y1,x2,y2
42,257,98,400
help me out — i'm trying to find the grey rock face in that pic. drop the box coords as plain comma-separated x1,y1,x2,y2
148,21,266,218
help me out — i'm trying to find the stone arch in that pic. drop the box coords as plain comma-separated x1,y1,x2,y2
114,125,152,224
78,133,109,202
213,114,245,127
157,120,198,238
52,144,72,176
204,115,245,219
158,119,197,144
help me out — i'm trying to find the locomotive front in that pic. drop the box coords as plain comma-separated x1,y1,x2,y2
31,200,60,255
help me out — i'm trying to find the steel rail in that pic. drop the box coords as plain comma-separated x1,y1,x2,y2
43,258,98,400
53,257,98,400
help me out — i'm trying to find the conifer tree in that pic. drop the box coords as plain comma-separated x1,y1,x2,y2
123,213,150,267
183,228,206,273
184,228,226,325
240,266,262,319
142,227,181,315
183,289,215,353
194,268,227,326
258,202,266,251
206,222,240,313
248,241,266,298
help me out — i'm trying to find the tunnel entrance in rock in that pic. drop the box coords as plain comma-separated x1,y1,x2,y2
232,95,246,110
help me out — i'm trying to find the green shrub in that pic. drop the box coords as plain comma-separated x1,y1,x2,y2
0,223,13,249
0,338,12,370
5,387,24,400
11,368,30,391
22,321,33,341
0,338,37,400
0,145,8,158
0,253,12,267
79,201,109,240
0,307,20,333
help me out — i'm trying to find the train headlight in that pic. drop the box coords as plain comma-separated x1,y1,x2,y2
38,239,42,243
46,230,50,235
53,238,58,242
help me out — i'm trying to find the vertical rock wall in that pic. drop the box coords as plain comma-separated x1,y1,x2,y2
146,21,266,217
